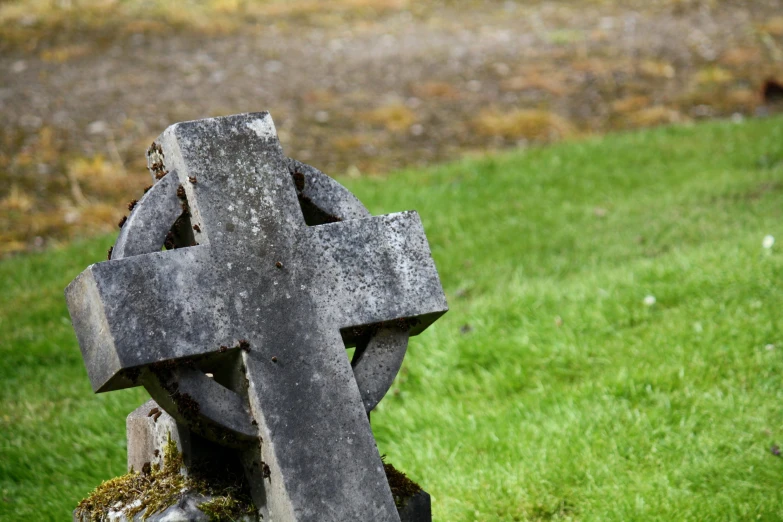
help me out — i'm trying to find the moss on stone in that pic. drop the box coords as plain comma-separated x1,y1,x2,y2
198,496,254,522
73,433,255,521
382,456,423,509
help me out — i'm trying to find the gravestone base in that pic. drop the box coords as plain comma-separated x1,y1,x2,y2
397,490,432,522
126,400,241,475
74,491,256,522
74,401,432,521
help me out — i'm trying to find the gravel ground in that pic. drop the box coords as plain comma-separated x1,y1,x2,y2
1,0,782,255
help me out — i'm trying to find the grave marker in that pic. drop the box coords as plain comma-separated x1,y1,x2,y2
67,112,448,521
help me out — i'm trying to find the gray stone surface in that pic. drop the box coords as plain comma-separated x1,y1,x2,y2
127,400,188,473
127,400,243,474
398,491,432,522
112,173,183,260
352,327,409,413
66,112,447,521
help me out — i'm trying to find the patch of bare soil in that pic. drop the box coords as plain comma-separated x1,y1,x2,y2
1,0,782,256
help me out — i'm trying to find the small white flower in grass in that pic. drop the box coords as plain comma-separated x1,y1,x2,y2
643,295,656,306
766,344,775,351
763,235,775,249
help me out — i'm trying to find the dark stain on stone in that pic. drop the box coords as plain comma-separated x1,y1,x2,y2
147,142,168,180
171,390,201,423
147,407,161,418
176,184,186,199
149,360,182,379
164,231,175,250
193,224,201,233
147,142,163,158
238,339,250,352
342,318,417,348
275,261,283,269
188,176,197,184
107,246,113,260
118,215,127,228
123,367,141,384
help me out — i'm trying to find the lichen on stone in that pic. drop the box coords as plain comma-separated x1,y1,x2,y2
73,433,254,521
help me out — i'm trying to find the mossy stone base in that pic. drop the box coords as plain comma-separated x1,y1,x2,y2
74,401,430,521
73,491,256,522
73,431,256,522
74,488,428,522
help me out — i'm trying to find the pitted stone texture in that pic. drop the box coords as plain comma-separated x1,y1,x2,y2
127,399,244,474
113,173,183,259
142,364,257,446
352,327,409,413
68,210,443,393
66,112,448,522
287,158,371,223
127,400,188,473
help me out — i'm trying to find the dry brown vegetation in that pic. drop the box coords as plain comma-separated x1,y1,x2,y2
1,0,782,256
472,109,575,142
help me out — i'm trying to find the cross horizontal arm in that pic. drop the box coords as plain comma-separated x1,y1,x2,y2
66,246,232,392
307,210,448,334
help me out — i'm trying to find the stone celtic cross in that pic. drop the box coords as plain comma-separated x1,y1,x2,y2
66,112,447,521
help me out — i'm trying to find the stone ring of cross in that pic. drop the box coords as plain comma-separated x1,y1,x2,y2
68,113,448,451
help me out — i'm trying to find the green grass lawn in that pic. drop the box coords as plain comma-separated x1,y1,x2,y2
2,117,783,520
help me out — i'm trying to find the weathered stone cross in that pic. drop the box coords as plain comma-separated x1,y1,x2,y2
66,113,447,521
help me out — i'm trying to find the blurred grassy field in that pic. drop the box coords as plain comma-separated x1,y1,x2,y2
2,116,783,520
